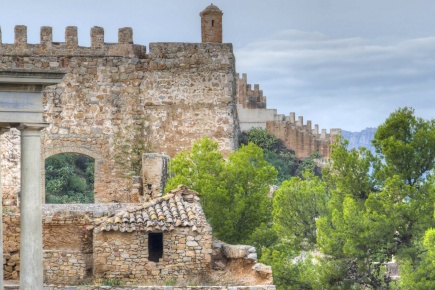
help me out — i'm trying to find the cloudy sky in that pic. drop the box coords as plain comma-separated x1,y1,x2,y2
2,0,435,131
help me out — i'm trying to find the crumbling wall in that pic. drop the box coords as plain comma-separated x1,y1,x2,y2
0,25,239,204
211,240,273,286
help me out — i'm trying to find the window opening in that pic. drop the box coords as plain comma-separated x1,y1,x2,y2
212,20,214,27
148,232,163,262
45,153,95,204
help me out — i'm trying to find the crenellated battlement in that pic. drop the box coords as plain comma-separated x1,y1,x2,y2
0,25,147,57
284,112,341,140
236,73,267,109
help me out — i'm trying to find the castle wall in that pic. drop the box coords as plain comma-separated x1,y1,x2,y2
266,120,339,159
0,26,239,204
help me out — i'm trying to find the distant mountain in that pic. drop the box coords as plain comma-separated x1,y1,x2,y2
341,128,377,153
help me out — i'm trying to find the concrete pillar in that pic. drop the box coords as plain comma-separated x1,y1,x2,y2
0,127,10,290
18,123,47,290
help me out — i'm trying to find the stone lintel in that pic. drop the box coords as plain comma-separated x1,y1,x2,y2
0,69,66,89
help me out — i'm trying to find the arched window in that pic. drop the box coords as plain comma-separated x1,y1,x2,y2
45,153,95,204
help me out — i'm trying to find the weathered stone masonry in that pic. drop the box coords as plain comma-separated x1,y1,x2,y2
0,25,239,205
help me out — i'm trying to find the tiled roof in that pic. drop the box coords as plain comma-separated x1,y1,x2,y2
94,185,202,233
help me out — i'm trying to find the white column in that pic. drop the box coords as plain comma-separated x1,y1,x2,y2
18,123,46,290
0,127,10,290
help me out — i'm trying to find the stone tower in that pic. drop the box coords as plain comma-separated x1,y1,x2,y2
200,3,223,43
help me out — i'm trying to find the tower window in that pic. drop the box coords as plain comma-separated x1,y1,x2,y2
212,20,214,27
148,233,163,262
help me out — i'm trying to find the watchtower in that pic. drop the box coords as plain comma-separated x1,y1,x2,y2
200,3,223,43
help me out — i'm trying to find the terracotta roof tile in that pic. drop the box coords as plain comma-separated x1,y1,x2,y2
94,185,202,233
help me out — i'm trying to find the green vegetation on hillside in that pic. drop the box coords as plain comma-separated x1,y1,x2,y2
45,153,94,204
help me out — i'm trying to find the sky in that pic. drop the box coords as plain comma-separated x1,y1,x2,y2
2,0,435,131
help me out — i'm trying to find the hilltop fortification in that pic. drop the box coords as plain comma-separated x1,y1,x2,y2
0,4,338,286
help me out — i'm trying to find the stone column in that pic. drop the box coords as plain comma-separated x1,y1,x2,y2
0,127,10,290
18,123,46,289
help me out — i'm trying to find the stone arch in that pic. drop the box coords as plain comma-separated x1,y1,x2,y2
42,146,103,203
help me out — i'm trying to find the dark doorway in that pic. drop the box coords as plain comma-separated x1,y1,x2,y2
148,233,163,262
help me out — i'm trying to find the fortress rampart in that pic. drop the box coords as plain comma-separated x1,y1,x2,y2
0,25,146,57
0,25,239,205
236,74,340,159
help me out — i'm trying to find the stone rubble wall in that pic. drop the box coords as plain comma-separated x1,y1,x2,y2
93,226,213,283
0,26,239,204
3,204,130,283
43,251,87,285
0,129,20,207
2,208,20,280
211,240,273,286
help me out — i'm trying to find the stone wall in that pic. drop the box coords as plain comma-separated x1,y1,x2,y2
93,227,213,283
3,204,129,283
2,208,20,280
0,26,239,204
266,118,341,159
1,130,20,207
43,251,87,285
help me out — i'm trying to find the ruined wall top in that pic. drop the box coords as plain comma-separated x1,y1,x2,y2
236,73,267,109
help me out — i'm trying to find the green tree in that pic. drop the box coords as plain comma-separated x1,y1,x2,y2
314,107,435,288
400,227,435,288
373,107,435,186
166,137,277,244
273,171,327,251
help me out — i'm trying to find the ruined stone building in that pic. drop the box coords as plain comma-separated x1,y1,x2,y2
0,3,335,287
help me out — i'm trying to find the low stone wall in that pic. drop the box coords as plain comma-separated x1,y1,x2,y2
43,251,87,285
